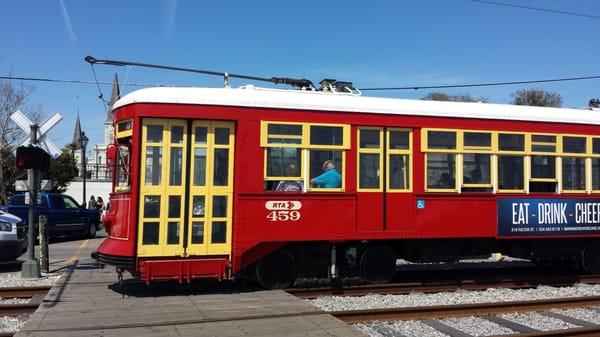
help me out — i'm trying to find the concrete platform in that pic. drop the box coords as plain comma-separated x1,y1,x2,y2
15,242,364,337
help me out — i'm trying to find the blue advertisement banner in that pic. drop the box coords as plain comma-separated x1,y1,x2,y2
498,198,600,237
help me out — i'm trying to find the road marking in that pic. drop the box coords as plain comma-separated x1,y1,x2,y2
68,239,90,263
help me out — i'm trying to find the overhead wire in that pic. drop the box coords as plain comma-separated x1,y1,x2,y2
359,75,600,91
2,74,600,92
467,0,600,20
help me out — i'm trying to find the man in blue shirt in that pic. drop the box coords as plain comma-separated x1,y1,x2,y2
311,160,342,188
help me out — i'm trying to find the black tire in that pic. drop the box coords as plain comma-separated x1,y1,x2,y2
581,240,600,274
87,222,97,239
360,246,396,283
255,249,297,289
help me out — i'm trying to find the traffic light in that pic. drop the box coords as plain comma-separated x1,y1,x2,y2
16,146,50,172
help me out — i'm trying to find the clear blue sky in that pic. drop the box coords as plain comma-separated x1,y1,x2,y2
1,0,599,148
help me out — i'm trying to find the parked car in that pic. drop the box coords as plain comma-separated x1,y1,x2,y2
0,211,27,262
0,193,101,239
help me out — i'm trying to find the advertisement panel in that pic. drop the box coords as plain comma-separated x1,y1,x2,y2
498,198,600,236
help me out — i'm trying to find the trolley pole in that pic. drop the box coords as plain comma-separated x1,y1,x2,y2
21,124,41,279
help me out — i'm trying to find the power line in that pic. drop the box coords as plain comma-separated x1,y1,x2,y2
467,0,600,20
359,75,600,91
0,75,183,87
3,74,600,92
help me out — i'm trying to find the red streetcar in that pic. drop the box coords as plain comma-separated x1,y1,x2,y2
94,77,600,288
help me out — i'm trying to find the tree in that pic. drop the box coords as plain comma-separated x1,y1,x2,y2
511,89,562,107
0,79,33,203
44,144,78,193
422,92,488,103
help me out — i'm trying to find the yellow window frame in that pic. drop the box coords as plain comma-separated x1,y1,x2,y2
116,119,133,139
497,131,528,155
260,121,305,148
529,154,559,182
497,154,527,193
387,128,412,192
560,156,588,193
461,152,494,188
424,153,458,192
559,134,589,157
421,128,460,153
357,127,384,192
262,147,305,181
307,150,346,192
530,133,559,155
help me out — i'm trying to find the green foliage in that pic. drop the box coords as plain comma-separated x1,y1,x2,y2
43,145,78,193
511,89,562,107
422,92,488,103
0,147,19,201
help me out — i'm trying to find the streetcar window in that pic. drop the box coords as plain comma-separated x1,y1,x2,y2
193,148,207,186
426,153,456,190
389,154,409,189
464,132,491,148
143,196,161,218
462,153,492,191
562,157,585,191
215,128,230,145
498,156,524,191
142,222,159,245
310,150,343,189
167,222,180,245
499,133,524,152
266,148,302,178
213,148,229,186
531,155,555,179
310,125,344,146
389,130,410,150
169,148,183,186
593,158,600,190
146,125,163,143
358,128,382,190
211,221,227,243
563,136,586,154
359,153,380,189
427,131,456,150
388,129,411,191
170,126,184,144
531,134,556,153
194,127,207,144
261,121,349,191
191,222,204,243
593,138,600,154
168,196,181,218
145,146,163,186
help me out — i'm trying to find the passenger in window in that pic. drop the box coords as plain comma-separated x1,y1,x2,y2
463,168,481,184
436,173,453,188
310,160,342,188
275,164,303,192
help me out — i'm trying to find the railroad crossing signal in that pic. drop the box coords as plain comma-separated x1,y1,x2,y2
10,110,62,158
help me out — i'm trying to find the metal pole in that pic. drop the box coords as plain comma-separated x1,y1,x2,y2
21,124,41,279
39,215,49,273
82,146,86,206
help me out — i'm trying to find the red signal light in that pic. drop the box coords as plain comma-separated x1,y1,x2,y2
16,146,50,172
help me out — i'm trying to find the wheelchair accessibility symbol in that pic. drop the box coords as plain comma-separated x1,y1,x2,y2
417,200,425,209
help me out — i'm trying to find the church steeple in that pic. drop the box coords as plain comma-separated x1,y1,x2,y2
107,73,120,122
72,113,82,146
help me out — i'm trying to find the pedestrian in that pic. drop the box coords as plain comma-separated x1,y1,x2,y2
96,196,105,213
88,195,97,209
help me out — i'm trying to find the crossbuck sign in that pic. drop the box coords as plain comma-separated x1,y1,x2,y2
10,110,62,158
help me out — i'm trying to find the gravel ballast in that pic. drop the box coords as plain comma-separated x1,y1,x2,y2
310,284,600,311
0,272,60,288
0,315,30,333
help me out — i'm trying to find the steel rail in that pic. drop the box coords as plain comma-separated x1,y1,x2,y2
288,275,600,299
0,302,40,316
0,286,51,298
330,296,600,323
506,326,600,337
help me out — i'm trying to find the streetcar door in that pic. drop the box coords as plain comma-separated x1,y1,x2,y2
187,121,234,256
138,119,188,257
356,127,413,232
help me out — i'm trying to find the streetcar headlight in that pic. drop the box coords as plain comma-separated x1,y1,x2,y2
0,221,12,232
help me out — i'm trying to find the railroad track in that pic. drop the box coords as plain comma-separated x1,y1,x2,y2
331,296,600,336
0,286,50,317
287,274,600,299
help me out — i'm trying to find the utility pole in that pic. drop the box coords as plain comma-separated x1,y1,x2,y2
21,124,41,279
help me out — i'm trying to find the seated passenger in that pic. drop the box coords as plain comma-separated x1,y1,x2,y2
436,172,454,188
310,160,342,188
275,164,303,192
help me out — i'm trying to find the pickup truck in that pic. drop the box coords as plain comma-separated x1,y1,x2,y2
0,193,101,239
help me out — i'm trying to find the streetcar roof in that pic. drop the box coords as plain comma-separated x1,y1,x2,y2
113,85,600,126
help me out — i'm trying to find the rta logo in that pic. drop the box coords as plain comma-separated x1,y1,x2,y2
265,201,302,211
